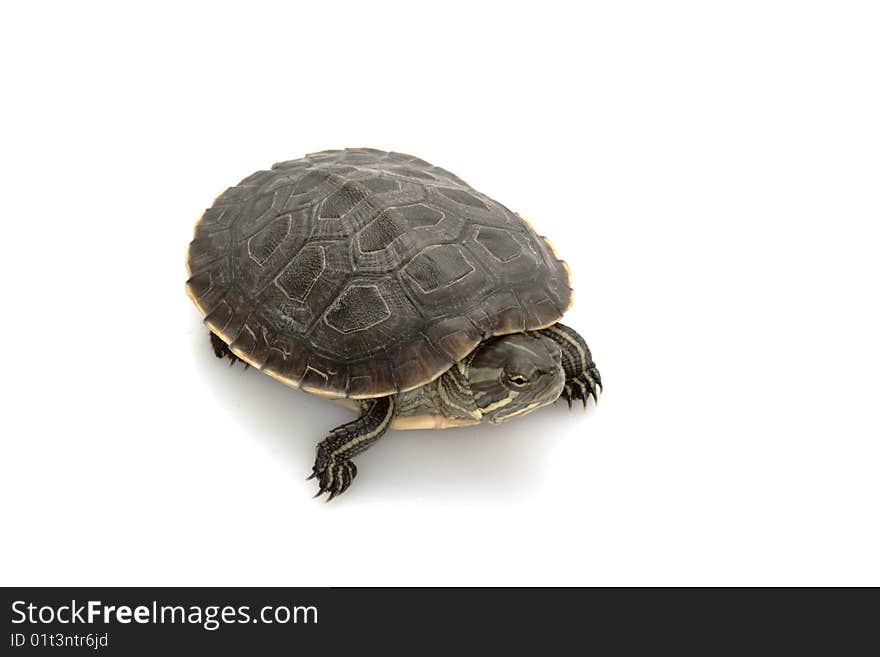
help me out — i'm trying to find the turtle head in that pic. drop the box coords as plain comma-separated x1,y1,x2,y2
468,333,565,424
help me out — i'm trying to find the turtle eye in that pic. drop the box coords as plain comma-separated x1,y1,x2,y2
508,374,529,387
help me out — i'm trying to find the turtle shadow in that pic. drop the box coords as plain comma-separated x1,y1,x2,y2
189,321,592,505
353,409,582,504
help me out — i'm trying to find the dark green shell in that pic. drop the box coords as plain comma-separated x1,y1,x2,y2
186,148,571,398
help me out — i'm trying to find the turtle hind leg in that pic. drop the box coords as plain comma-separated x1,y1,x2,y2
209,331,248,369
310,396,397,501
537,323,602,408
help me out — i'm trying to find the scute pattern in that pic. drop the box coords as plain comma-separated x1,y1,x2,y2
358,211,408,253
437,186,487,209
475,226,523,262
276,245,325,301
325,284,391,334
186,148,572,398
248,214,291,264
404,245,475,294
394,203,444,228
319,182,367,219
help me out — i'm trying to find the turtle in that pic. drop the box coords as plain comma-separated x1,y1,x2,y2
185,148,601,499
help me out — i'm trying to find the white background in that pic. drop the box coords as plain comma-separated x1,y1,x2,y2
1,1,878,586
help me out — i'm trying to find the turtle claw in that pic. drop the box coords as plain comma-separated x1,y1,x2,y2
561,366,602,411
559,384,574,409
310,458,358,501
211,332,249,369
588,365,603,394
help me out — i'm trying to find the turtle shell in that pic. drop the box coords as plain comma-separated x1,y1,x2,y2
186,148,572,399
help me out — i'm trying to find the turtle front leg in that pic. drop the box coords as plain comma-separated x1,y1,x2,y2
537,323,602,408
310,395,397,500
